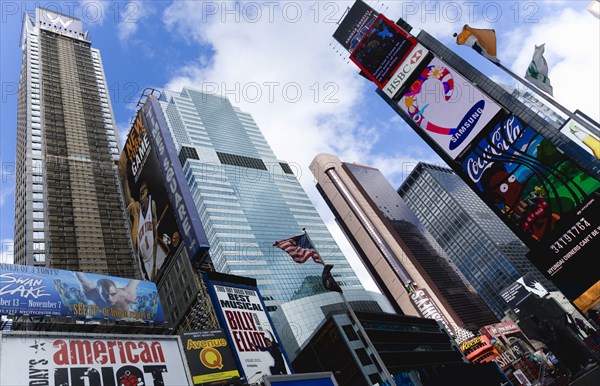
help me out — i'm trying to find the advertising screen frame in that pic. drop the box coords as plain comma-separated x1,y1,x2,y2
0,331,192,386
204,274,293,381
0,263,165,323
350,14,417,88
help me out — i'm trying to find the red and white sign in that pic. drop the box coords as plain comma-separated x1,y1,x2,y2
480,321,521,338
0,333,191,386
383,43,430,99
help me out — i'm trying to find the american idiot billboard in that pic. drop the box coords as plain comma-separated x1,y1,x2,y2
119,110,181,282
141,96,210,264
0,263,164,323
0,332,191,386
350,14,417,88
204,273,292,381
397,56,503,159
182,329,240,385
332,0,378,51
462,115,600,309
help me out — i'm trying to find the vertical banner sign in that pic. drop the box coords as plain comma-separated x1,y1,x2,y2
350,14,417,88
397,56,503,159
119,110,181,281
332,0,378,52
205,279,292,380
141,96,210,263
182,330,240,385
0,263,164,322
0,334,191,386
462,115,600,307
409,288,455,335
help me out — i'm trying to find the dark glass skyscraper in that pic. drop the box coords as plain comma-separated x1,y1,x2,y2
398,163,557,318
311,154,498,332
14,8,135,276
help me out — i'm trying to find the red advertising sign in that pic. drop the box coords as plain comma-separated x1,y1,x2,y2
350,14,417,88
0,333,191,386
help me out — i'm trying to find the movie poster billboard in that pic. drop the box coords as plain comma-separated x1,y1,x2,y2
333,0,378,52
462,115,600,305
204,275,292,381
0,263,164,322
397,56,503,159
350,14,417,88
141,96,210,264
0,332,190,386
119,110,180,282
182,330,240,385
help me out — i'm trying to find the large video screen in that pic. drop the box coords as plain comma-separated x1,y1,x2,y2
397,56,503,159
350,14,417,88
0,263,164,323
333,0,378,52
462,115,600,307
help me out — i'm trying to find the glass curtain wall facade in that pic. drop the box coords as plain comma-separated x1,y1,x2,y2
14,8,135,276
156,88,364,312
398,163,557,318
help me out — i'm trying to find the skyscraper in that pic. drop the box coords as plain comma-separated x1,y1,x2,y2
311,154,498,332
14,8,135,276
155,87,368,313
398,162,557,318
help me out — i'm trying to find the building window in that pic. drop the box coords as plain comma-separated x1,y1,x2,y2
355,348,372,366
342,325,359,341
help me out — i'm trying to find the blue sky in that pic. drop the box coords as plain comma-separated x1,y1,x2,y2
1,1,598,290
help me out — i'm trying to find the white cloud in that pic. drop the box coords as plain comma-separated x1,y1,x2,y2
117,1,153,44
501,7,600,121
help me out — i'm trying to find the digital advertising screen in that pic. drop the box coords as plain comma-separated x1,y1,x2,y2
397,56,503,159
559,118,600,160
462,116,600,308
182,330,240,385
0,263,164,323
204,275,292,381
120,110,181,282
0,333,190,386
333,0,378,52
350,14,417,88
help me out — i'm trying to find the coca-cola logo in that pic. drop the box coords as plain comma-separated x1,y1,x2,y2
465,116,524,184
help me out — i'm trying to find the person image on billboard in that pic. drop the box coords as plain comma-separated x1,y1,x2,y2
75,272,139,312
251,333,287,375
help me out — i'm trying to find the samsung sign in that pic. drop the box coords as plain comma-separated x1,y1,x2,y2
383,43,430,99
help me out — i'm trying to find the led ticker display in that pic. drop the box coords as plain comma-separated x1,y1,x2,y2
350,14,417,88
332,0,378,52
397,56,502,159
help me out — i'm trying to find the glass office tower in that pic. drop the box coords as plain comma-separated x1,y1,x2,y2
14,8,135,276
156,87,367,312
398,163,558,318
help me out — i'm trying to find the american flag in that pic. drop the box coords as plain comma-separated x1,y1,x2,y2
273,234,324,265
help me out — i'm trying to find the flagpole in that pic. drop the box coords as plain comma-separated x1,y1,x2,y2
302,228,397,386
494,61,600,137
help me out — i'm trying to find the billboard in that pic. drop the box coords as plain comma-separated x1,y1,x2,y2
397,56,503,159
332,0,378,51
559,118,600,160
479,321,521,338
204,274,292,381
350,14,417,88
409,288,455,335
182,330,240,385
462,114,600,305
500,273,549,313
120,110,180,281
37,7,84,34
382,43,431,100
142,96,210,264
0,263,164,323
0,332,191,386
